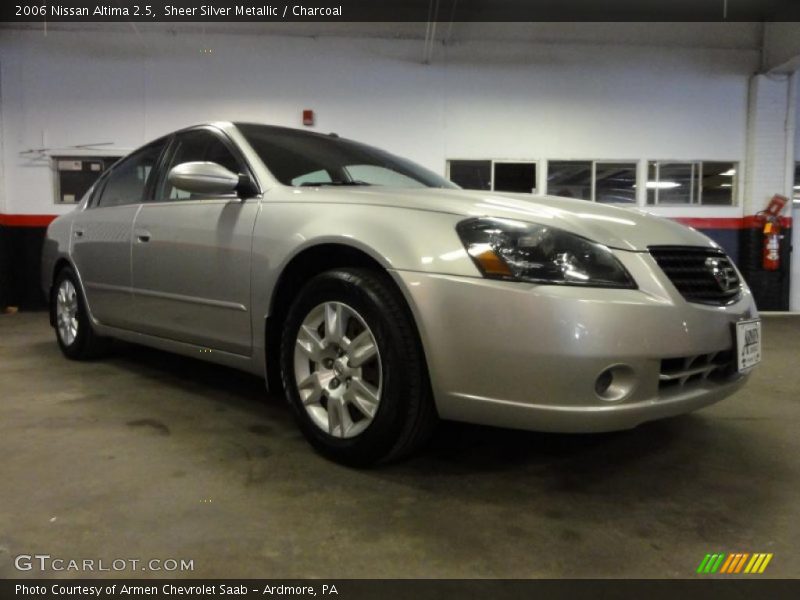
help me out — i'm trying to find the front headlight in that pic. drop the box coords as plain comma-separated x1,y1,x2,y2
456,217,636,288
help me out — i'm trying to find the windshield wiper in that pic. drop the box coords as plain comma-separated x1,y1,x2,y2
300,180,373,187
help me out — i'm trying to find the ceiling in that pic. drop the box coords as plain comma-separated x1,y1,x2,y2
0,22,764,51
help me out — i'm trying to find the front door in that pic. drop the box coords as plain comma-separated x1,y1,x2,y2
130,128,259,356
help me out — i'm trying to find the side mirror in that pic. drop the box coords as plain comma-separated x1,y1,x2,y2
167,161,240,196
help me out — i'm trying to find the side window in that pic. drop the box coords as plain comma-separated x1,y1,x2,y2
94,142,165,208
158,130,244,201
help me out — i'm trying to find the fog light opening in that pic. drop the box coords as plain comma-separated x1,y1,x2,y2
595,370,613,396
594,365,636,402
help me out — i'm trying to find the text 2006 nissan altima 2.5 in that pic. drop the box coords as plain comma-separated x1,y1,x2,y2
41,122,762,465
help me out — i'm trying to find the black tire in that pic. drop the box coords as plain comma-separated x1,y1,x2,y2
280,268,437,466
52,266,111,360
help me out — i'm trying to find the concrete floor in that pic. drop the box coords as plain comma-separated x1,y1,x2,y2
0,312,797,579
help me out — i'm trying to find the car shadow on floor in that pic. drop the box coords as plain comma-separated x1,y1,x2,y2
104,338,740,480
90,338,785,550
104,339,291,421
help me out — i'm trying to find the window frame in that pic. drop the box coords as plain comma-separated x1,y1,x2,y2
491,160,538,194
445,159,492,191
591,160,638,204
545,159,638,203
446,159,539,193
646,160,738,207
446,157,740,208
545,159,593,201
794,162,800,205
52,155,122,205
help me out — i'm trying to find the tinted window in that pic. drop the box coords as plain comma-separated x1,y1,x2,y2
54,156,120,204
547,161,592,200
95,141,165,208
493,162,536,193
595,162,637,204
158,129,244,201
700,162,736,206
237,123,455,189
448,160,491,190
795,163,800,203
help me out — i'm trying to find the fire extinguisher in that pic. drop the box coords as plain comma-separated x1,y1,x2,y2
757,194,788,271
762,218,782,271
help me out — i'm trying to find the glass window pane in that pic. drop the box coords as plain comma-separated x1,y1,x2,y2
547,161,591,200
700,162,735,206
54,156,119,205
651,162,697,205
238,123,455,189
493,162,537,193
448,160,491,190
96,142,165,208
595,162,636,204
795,163,800,204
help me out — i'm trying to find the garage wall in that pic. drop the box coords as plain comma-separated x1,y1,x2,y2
0,27,759,217
0,25,770,307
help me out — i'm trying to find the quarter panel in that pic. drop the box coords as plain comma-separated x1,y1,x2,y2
41,214,74,298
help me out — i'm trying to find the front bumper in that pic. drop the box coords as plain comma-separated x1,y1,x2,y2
392,249,757,433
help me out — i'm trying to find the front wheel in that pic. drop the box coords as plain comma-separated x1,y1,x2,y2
280,268,437,466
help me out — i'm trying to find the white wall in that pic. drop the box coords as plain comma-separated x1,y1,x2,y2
743,74,793,217
0,26,760,217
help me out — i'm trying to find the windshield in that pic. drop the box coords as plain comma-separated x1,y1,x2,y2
236,123,457,189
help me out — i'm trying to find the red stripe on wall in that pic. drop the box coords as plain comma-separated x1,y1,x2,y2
0,214,794,229
660,216,792,229
0,214,58,228
672,218,743,229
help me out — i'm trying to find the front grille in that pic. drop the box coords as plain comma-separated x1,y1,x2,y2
659,350,737,393
649,246,741,305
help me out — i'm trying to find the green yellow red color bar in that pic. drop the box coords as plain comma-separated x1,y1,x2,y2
697,553,773,574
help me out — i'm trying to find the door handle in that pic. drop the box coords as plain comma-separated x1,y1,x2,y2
73,229,84,238
135,230,151,243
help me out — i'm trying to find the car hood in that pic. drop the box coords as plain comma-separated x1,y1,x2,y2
287,187,717,252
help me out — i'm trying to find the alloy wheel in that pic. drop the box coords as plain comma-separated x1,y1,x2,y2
56,279,79,346
293,301,383,438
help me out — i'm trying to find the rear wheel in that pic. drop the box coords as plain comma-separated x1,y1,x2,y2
280,268,437,466
53,266,110,360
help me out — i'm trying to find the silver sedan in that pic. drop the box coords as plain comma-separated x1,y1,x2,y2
41,122,761,465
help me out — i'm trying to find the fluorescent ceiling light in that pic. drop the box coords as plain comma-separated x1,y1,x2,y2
721,169,736,176
720,183,732,188
644,181,681,189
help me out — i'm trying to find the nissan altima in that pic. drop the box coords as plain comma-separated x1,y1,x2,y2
41,122,761,465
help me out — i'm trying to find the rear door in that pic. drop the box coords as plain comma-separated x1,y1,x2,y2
70,140,167,329
130,127,259,355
